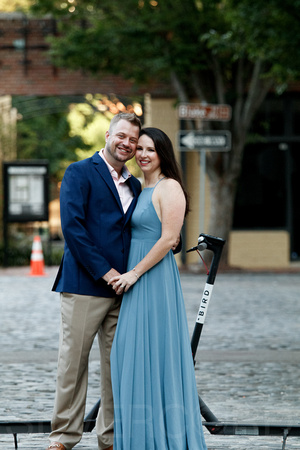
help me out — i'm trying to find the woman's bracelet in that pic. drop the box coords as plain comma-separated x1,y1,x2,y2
132,267,140,279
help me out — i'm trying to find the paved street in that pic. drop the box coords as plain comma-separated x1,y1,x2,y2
0,266,300,449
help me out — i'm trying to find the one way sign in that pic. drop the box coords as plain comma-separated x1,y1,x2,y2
178,130,231,151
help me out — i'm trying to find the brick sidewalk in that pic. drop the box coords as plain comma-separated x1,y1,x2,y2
1,269,300,449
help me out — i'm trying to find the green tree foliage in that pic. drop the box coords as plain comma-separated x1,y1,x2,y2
15,101,90,184
30,0,300,85
30,0,300,259
68,101,111,159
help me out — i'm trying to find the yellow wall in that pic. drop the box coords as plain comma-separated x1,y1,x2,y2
228,230,290,269
144,94,178,142
145,95,292,270
185,152,211,264
0,95,17,241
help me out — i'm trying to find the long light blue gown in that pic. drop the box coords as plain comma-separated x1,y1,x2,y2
111,184,207,450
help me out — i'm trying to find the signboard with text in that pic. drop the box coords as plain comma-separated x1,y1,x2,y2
3,161,49,223
178,103,232,121
178,130,231,151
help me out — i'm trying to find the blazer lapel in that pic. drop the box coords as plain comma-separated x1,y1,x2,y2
124,177,140,225
92,152,124,212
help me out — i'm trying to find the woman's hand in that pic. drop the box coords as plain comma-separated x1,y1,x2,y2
108,269,139,294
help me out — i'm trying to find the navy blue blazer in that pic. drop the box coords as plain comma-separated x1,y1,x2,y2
52,152,141,297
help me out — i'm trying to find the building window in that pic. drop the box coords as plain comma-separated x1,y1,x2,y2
233,143,287,229
233,93,300,260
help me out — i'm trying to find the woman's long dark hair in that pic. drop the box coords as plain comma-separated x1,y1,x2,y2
139,127,190,215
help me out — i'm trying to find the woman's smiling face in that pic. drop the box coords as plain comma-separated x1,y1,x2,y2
135,134,161,175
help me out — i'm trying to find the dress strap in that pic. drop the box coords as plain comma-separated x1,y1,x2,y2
154,177,166,188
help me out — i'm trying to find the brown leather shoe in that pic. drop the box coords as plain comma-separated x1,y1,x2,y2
46,442,66,450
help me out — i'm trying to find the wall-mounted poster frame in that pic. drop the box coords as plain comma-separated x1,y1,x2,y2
3,160,49,223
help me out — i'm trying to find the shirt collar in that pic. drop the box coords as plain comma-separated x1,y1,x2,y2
99,149,131,180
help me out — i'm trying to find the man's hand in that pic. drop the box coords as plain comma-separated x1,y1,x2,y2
102,268,121,285
108,269,139,294
172,234,182,254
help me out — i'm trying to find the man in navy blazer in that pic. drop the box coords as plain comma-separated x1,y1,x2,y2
47,113,142,450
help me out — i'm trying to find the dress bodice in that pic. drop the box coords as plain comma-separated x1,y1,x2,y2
131,187,162,242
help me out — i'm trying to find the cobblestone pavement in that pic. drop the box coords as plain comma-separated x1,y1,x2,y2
0,266,300,449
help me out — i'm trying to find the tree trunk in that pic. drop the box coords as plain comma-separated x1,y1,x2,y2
207,175,236,264
206,136,246,265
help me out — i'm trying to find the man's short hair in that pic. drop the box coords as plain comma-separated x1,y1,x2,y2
109,112,142,133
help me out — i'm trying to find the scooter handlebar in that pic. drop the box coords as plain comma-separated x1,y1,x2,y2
187,233,225,254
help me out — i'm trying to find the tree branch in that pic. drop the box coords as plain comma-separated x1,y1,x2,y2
211,55,225,103
191,72,207,102
170,70,189,102
233,58,245,133
242,59,263,127
170,71,196,130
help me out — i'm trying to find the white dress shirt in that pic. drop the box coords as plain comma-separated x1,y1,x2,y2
99,150,134,213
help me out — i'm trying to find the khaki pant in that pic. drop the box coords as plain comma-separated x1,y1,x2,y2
49,293,120,449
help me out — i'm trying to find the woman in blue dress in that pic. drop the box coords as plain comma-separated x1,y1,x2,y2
109,128,207,450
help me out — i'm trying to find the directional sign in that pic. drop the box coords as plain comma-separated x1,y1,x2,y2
178,103,232,121
178,130,231,151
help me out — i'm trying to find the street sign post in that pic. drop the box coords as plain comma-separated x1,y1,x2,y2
178,102,232,237
177,130,231,237
178,103,232,121
178,130,231,152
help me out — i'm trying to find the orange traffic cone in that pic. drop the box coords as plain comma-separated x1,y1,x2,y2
29,235,46,276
